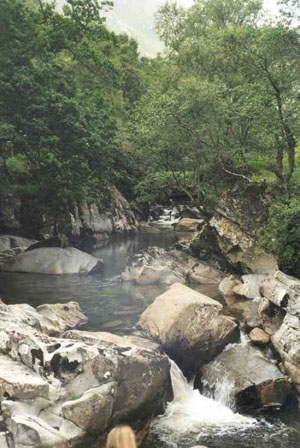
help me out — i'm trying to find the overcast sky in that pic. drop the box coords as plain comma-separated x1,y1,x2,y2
177,0,278,11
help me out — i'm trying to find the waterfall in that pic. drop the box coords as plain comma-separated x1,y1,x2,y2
153,360,257,439
150,207,180,225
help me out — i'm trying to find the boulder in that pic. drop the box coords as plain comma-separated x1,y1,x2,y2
249,328,270,347
175,218,205,232
122,247,186,285
219,274,266,299
1,247,104,275
200,340,292,412
122,247,224,286
0,302,172,447
138,283,239,374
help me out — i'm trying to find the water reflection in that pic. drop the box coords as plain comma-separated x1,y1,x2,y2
0,231,188,334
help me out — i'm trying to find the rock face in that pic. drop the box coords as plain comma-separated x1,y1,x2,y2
122,247,224,286
258,271,300,400
190,185,278,275
1,247,104,275
0,235,37,252
0,300,172,447
0,188,139,240
201,339,292,412
138,283,239,374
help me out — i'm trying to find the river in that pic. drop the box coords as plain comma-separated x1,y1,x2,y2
0,229,300,448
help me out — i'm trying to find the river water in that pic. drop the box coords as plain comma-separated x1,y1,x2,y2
0,229,300,448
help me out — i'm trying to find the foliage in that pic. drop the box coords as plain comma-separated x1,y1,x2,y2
259,195,300,277
0,0,142,230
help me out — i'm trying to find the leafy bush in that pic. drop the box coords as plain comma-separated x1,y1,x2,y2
259,196,300,278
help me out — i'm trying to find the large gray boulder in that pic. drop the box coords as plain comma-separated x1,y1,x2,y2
1,247,103,274
122,247,224,286
0,301,172,447
138,283,239,374
201,339,292,412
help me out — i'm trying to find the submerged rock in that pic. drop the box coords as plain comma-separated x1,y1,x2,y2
138,283,239,374
0,301,172,447
1,247,104,275
201,339,292,412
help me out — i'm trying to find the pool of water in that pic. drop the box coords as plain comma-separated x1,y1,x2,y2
0,230,219,334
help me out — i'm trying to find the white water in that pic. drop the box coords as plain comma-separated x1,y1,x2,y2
153,360,257,439
150,208,180,226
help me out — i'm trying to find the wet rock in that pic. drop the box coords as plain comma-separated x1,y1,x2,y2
1,247,103,274
0,303,172,447
175,218,205,232
201,340,292,412
249,328,270,347
138,283,239,374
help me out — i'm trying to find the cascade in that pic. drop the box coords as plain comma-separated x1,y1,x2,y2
153,359,257,439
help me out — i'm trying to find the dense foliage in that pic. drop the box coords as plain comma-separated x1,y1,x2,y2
0,0,141,225
0,0,299,274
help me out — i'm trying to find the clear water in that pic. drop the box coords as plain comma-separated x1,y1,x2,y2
0,229,300,447
0,230,218,334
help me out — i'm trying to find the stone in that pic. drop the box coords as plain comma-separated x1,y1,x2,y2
1,247,103,275
121,247,186,285
36,302,88,333
122,246,224,286
0,302,172,447
61,382,116,434
219,276,242,296
175,218,205,232
201,340,292,412
187,262,224,285
233,274,266,299
249,328,270,347
138,283,239,374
